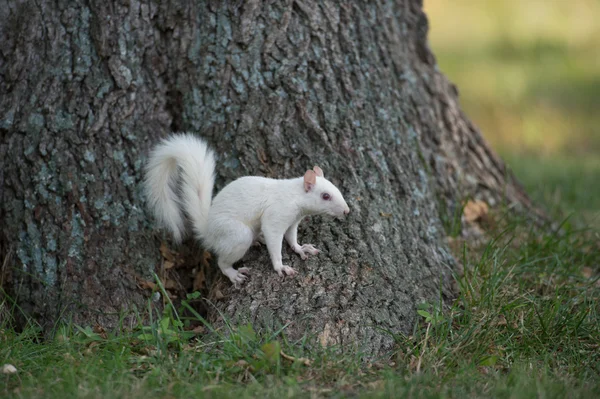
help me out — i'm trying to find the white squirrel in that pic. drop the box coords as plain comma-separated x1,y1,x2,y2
143,133,350,286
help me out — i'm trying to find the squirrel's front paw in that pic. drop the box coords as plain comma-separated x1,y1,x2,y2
301,244,319,255
274,265,297,277
293,244,319,260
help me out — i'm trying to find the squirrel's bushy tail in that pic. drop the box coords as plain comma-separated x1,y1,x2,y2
143,133,216,243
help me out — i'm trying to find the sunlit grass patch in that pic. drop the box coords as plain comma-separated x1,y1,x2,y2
426,0,600,156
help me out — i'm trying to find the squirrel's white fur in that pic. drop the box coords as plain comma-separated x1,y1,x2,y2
144,133,350,286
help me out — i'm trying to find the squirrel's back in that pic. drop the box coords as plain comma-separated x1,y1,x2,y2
207,176,304,227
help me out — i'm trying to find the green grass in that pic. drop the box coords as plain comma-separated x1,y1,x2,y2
2,210,600,397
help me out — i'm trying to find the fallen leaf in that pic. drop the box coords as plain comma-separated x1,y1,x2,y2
379,212,392,218
191,325,205,334
582,267,593,279
463,200,489,223
214,289,224,300
408,355,419,372
280,350,312,366
164,279,177,290
233,359,249,368
63,353,76,362
371,361,386,370
193,268,206,291
160,242,176,262
306,387,334,394
1,364,17,374
319,323,332,347
366,380,385,390
93,325,108,339
164,260,175,270
201,251,212,267
201,385,222,392
139,280,156,290
494,314,507,327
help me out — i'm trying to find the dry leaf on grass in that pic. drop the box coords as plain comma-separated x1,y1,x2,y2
366,380,385,390
280,350,312,366
494,314,508,327
93,325,108,339
191,325,205,334
463,200,489,223
233,359,250,368
1,364,17,374
408,355,419,372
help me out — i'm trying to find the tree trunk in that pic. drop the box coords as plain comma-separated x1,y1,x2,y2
0,0,530,354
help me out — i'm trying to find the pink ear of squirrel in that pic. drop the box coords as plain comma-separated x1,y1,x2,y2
304,170,317,192
313,166,324,178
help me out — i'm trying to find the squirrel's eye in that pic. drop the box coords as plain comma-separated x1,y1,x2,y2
321,193,331,201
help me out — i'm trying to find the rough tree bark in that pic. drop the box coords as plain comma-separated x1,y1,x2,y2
0,0,530,354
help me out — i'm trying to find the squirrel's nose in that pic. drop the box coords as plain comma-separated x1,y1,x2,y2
344,208,350,215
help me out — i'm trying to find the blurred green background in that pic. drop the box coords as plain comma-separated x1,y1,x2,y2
425,0,600,227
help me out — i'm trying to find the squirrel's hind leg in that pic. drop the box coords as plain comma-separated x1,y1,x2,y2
211,221,254,287
218,259,250,287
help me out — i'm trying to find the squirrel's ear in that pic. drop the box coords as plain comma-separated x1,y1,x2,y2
304,170,317,192
313,166,324,178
